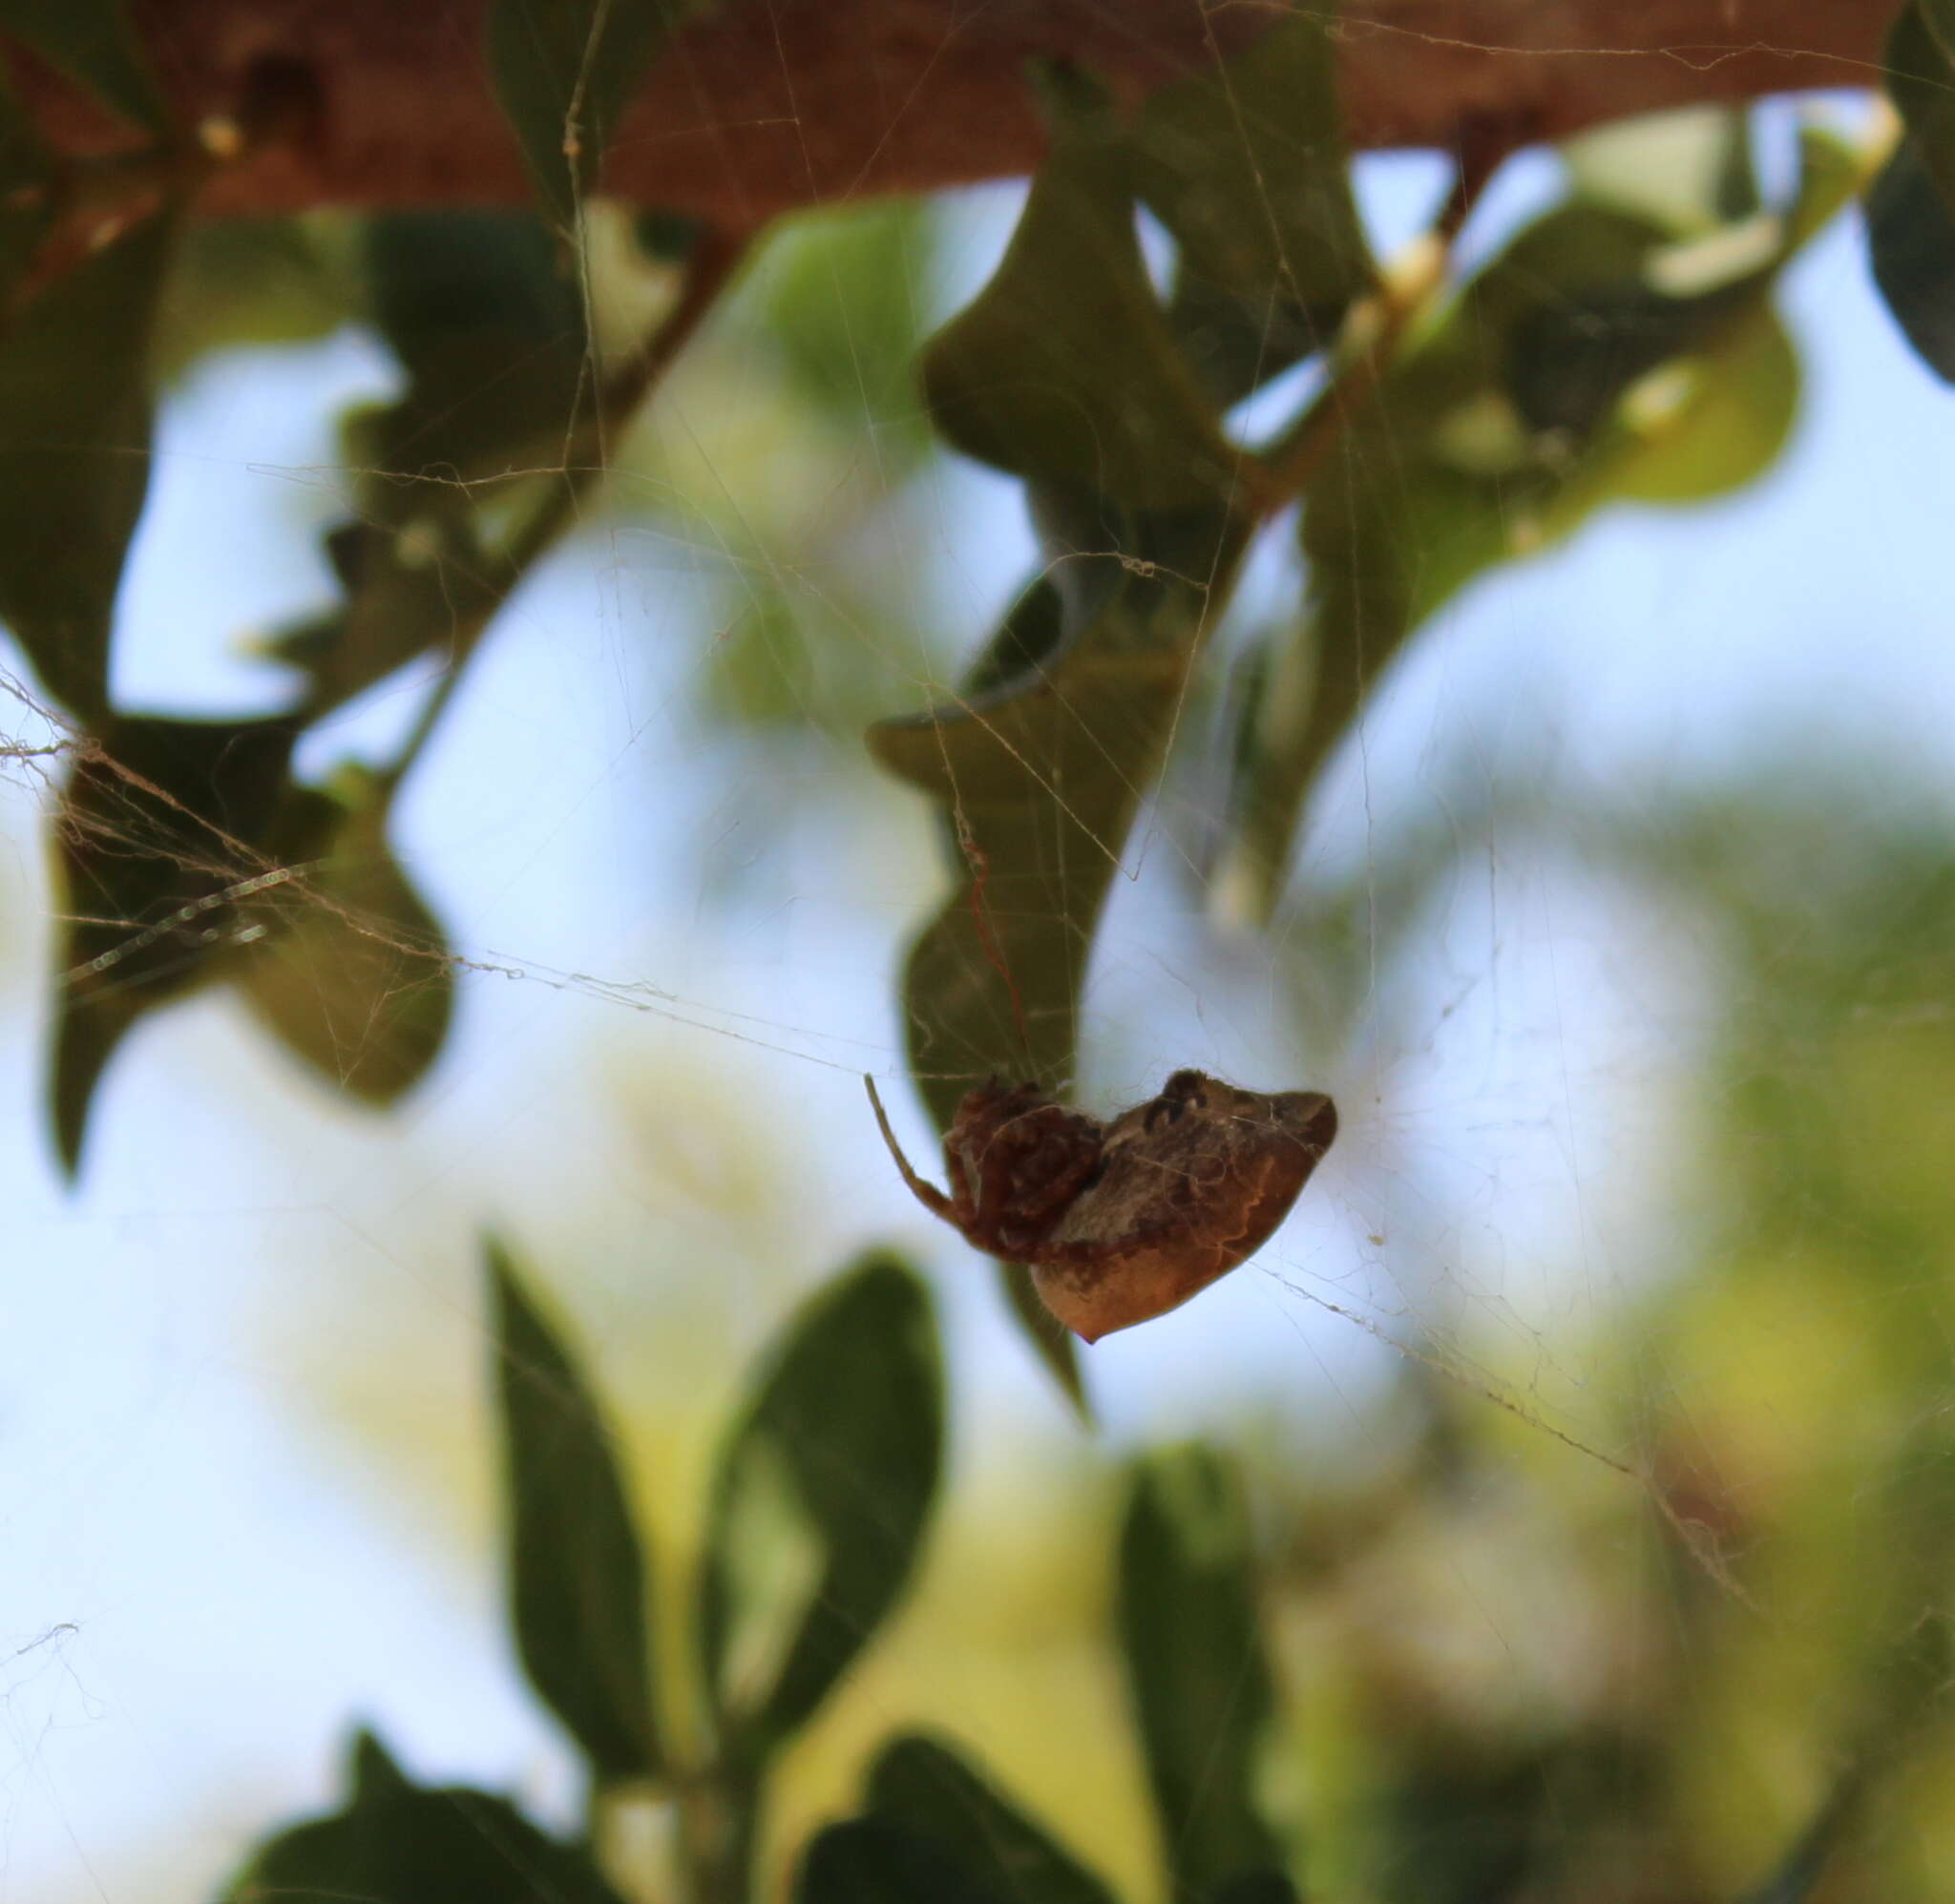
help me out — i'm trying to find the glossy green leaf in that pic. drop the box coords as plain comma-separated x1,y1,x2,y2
486,0,683,232
488,1241,662,1783
50,713,300,1175
0,0,166,135
1119,1445,1286,1901
865,1733,1118,1904
697,1253,941,1755
221,1727,630,1903
1129,13,1372,404
794,1819,992,1904
0,207,177,721
920,66,1238,511
232,768,453,1104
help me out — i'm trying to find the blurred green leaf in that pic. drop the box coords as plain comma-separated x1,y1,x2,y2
1119,1445,1286,1902
232,767,453,1104
1867,136,1955,381
920,66,1238,510
1871,5,1955,381
763,201,937,472
1128,13,1372,404
0,70,54,300
872,548,1195,1106
488,1240,662,1783
1212,1876,1298,1904
871,499,1240,1405
872,495,1239,1119
865,1732,1118,1904
1546,302,1799,513
273,210,587,716
153,216,359,377
221,1726,630,1903
698,1252,942,1756
0,206,178,721
1225,133,1852,919
486,0,683,232
362,209,592,489
0,0,165,135
634,207,704,262
1738,1616,1955,1904
1886,3,1955,214
50,713,299,1176
1564,105,1760,234
794,1818,993,1904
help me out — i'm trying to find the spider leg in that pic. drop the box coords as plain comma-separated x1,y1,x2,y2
863,1075,958,1224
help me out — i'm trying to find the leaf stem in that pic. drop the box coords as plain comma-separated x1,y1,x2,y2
377,222,753,798
1256,117,1516,513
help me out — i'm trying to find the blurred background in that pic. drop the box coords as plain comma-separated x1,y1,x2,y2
5,95,1955,1901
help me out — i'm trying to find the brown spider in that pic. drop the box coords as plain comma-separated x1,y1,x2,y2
865,1068,1336,1342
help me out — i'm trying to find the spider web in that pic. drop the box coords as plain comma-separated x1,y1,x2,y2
1,12,1952,1902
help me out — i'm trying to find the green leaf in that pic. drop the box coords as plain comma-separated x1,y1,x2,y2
871,549,1200,1112
232,768,454,1103
486,0,683,232
919,65,1239,510
0,71,55,301
697,1252,942,1756
1128,13,1373,404
865,1733,1118,1904
871,500,1240,1401
1868,136,1955,382
761,200,938,473
1870,8,1955,382
1886,2,1955,217
0,206,178,721
274,211,585,716
1118,1445,1286,1901
0,0,166,135
794,1819,993,1904
152,216,359,378
362,209,593,489
49,713,300,1176
1225,135,1852,920
1563,104,1760,235
1549,303,1799,513
1213,1877,1299,1904
489,1241,662,1783
1737,1615,1955,1903
221,1726,631,1903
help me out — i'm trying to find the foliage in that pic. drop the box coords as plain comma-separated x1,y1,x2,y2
5,8,1955,1902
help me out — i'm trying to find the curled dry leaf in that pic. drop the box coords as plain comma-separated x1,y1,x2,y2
867,1069,1336,1342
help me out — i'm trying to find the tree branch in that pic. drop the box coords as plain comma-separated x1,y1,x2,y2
13,0,1899,223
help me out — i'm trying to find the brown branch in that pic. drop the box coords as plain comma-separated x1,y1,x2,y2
10,0,1900,223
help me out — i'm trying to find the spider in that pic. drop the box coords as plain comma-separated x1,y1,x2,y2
865,1068,1337,1342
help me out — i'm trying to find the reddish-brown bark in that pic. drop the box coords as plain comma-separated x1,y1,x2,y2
13,0,1899,228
